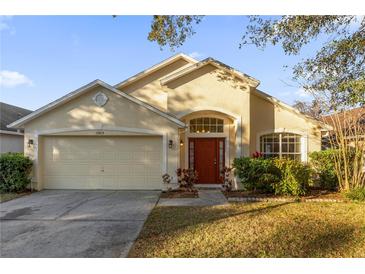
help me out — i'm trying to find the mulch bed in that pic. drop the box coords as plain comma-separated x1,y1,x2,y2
224,189,346,202
160,188,199,198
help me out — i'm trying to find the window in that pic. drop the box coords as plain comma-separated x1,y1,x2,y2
219,139,224,175
190,117,224,133
189,140,195,168
260,133,302,161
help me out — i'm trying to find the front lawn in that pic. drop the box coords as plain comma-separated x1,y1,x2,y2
129,202,365,257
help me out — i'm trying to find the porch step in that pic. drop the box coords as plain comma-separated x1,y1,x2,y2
195,184,222,190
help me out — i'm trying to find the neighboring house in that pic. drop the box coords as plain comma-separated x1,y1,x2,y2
0,102,32,154
9,53,329,190
321,107,365,149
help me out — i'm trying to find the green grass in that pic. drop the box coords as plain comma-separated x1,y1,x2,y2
0,192,29,203
129,202,365,258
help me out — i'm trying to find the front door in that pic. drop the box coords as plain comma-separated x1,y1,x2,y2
188,138,225,184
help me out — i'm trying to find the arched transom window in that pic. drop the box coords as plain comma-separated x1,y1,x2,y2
189,117,224,133
260,133,302,161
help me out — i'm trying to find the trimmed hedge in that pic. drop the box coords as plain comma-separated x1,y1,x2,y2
0,153,33,193
233,157,280,193
309,150,338,190
273,158,311,196
233,157,311,196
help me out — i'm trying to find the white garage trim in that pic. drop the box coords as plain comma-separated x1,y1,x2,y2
34,126,167,137
35,127,168,176
41,135,164,190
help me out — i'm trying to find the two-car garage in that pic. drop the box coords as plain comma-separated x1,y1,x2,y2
42,135,163,190
9,80,183,191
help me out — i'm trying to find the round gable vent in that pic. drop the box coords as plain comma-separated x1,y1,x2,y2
92,92,108,107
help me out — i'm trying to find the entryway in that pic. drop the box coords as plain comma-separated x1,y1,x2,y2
188,138,225,184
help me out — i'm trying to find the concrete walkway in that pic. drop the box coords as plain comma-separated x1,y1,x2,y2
158,189,228,207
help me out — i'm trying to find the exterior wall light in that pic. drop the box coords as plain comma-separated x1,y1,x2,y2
168,140,173,149
180,140,184,146
27,139,34,148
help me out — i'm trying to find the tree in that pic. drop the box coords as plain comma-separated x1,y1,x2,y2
148,16,203,50
148,16,364,110
292,99,323,119
323,108,365,191
241,16,365,110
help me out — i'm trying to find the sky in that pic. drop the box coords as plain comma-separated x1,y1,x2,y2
0,15,321,111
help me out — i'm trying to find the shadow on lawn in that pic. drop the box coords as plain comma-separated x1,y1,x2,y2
130,202,363,258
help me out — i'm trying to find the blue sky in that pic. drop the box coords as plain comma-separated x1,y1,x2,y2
0,16,318,111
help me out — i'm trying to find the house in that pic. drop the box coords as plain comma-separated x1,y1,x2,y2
321,107,365,150
0,102,32,154
8,53,329,190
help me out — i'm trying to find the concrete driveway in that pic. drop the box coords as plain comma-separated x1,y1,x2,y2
0,190,160,258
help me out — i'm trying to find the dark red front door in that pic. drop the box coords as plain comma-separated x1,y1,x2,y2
189,138,225,184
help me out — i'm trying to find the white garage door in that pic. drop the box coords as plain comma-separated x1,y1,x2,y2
42,136,162,189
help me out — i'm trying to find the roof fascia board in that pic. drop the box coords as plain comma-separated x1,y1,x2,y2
8,80,101,129
160,58,260,87
8,80,185,129
114,53,198,89
99,81,185,127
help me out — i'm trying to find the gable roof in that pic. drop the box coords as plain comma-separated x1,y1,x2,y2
0,102,32,133
322,107,365,129
159,55,330,129
160,57,260,88
114,53,198,90
8,80,185,129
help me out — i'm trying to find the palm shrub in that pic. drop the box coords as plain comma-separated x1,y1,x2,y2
233,157,281,193
0,153,33,193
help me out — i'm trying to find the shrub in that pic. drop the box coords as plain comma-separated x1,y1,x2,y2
221,166,234,192
162,173,173,191
273,158,311,196
233,157,280,193
176,168,198,192
309,150,339,190
344,187,365,202
0,153,33,193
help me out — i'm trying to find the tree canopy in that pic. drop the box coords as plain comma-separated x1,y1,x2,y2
148,16,203,50
148,16,365,110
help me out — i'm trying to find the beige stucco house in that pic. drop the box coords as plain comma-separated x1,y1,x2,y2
9,53,328,190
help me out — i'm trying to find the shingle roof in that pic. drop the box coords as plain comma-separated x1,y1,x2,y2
322,107,365,128
0,102,32,133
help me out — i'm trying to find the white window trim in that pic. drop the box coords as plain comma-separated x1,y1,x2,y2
256,129,308,162
189,117,225,134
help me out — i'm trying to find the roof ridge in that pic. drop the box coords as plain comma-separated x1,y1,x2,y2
114,53,198,89
160,57,260,87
